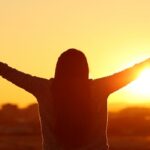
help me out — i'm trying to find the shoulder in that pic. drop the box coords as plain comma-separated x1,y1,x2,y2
90,77,106,88
49,78,54,84
90,78,110,96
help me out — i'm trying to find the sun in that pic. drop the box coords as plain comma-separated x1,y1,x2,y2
128,68,150,96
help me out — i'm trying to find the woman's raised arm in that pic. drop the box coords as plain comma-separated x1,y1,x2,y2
0,62,49,96
94,58,150,95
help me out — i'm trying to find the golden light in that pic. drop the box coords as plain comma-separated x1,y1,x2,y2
128,68,150,96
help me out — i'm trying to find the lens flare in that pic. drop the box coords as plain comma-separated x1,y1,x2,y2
128,68,150,96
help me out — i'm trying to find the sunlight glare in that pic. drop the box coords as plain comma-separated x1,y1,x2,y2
129,68,150,96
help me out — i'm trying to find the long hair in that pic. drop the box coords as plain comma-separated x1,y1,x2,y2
54,48,89,80
52,49,94,148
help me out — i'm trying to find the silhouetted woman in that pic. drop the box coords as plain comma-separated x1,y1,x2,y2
0,49,149,150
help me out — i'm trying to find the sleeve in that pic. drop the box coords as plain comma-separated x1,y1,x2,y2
94,58,150,95
0,62,49,97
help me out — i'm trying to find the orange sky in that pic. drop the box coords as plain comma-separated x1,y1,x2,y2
0,0,150,110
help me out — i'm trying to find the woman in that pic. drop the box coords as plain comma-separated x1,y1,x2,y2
0,49,149,150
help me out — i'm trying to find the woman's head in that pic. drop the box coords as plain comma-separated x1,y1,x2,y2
55,48,89,80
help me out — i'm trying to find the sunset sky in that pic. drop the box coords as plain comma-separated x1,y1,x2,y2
0,0,150,110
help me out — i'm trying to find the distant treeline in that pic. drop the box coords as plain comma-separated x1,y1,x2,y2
0,103,40,135
108,107,150,136
1,103,150,136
